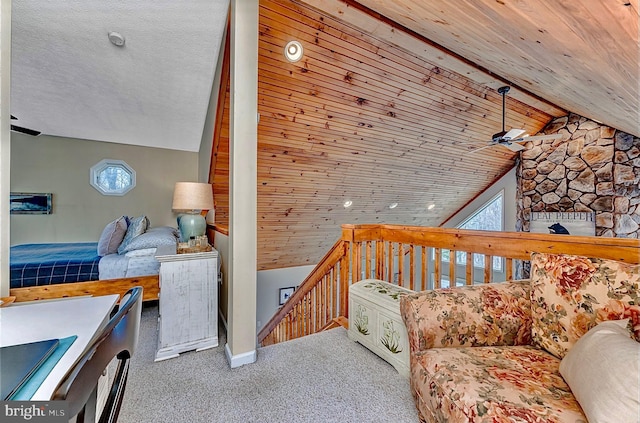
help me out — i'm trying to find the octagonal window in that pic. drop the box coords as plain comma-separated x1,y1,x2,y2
90,159,136,196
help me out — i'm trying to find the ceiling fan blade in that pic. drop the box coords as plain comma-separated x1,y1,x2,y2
503,128,526,140
466,143,496,154
504,142,525,152
515,133,563,142
9,115,41,136
10,125,41,136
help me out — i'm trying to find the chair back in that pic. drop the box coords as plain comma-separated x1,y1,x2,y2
53,287,142,423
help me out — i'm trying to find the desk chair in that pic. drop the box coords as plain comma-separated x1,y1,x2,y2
54,287,142,423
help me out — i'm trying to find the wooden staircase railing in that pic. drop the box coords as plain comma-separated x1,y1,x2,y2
257,224,640,346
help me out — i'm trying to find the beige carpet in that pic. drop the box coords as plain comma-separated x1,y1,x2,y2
118,304,418,422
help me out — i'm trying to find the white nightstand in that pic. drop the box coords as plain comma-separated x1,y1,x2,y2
154,244,219,361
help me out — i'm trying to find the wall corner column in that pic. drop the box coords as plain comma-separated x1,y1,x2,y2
225,0,258,368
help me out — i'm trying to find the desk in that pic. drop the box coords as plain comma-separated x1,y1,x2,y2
0,295,118,400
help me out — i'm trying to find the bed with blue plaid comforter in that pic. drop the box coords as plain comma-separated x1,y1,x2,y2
10,242,100,288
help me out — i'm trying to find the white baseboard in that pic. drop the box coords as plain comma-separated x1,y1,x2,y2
225,343,257,368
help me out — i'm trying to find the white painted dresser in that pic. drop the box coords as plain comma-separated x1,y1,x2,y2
348,279,414,378
154,245,219,361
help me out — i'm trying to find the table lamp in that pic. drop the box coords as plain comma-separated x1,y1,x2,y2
172,182,214,242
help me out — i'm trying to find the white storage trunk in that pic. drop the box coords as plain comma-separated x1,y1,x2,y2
348,279,413,378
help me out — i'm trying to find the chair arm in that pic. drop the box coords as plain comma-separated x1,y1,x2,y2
399,280,532,353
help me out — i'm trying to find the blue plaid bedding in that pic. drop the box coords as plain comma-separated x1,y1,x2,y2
10,242,100,288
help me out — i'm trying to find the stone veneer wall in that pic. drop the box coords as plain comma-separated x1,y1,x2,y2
516,113,640,238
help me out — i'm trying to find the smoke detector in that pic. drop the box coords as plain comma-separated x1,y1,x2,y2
108,32,125,47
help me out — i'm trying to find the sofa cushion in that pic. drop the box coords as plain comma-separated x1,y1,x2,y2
530,252,640,358
559,319,640,423
400,280,532,352
410,345,584,422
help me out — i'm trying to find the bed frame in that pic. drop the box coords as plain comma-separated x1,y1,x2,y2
10,275,159,303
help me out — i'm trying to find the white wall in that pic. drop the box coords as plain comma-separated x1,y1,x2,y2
0,1,11,296
256,264,315,331
10,133,198,244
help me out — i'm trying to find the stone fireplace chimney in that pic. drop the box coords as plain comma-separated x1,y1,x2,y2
516,113,640,238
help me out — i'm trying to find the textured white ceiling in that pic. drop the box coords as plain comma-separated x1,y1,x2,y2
11,0,229,152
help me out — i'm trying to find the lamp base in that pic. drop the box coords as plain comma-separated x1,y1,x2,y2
177,213,207,242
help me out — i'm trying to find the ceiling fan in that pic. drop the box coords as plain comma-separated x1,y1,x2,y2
468,86,561,153
10,115,41,136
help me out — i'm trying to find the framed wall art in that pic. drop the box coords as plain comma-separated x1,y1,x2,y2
10,192,52,214
279,287,295,305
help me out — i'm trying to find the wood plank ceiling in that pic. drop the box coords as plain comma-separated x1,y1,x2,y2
211,0,637,271
349,0,639,138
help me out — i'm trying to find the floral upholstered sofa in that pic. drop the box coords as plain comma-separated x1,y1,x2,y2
399,252,640,423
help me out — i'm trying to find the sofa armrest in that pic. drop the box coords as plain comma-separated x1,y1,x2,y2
399,280,532,353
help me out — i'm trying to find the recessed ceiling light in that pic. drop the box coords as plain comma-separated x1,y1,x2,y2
108,32,125,47
389,202,398,209
427,203,436,210
343,200,353,208
284,40,303,62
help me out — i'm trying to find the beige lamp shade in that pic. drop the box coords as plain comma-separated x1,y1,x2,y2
172,182,214,212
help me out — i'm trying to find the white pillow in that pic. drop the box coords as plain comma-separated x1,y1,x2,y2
118,226,178,254
559,319,640,423
97,216,128,256
117,215,150,254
